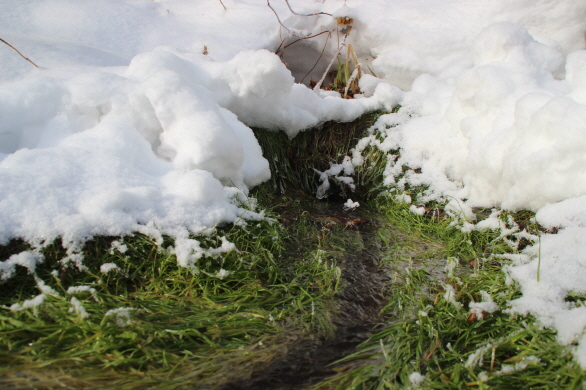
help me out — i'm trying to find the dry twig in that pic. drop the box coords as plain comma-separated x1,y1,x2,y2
268,0,328,38
312,31,349,92
300,32,331,84
267,0,294,36
0,37,39,68
283,0,332,17
276,30,330,56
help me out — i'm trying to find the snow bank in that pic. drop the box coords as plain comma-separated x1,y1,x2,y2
354,21,585,211
0,1,388,268
313,0,586,367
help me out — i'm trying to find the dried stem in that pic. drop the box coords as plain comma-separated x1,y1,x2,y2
218,0,227,11
276,36,287,57
300,32,331,84
268,0,327,38
343,44,361,98
537,232,541,282
267,0,294,36
284,0,332,17
276,30,330,55
283,30,330,51
0,37,39,68
313,31,349,92
343,64,360,98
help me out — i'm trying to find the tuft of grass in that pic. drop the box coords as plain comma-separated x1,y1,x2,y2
253,109,388,199
328,44,362,98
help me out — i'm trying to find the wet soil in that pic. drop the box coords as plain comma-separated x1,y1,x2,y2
217,199,390,390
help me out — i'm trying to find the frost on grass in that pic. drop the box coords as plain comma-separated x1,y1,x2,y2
69,297,89,319
443,284,463,310
10,294,46,313
476,356,541,383
469,291,499,319
214,269,231,279
465,343,493,369
496,356,541,375
105,307,137,327
100,263,121,274
444,257,459,279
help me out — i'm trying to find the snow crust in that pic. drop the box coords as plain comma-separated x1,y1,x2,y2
2,0,586,368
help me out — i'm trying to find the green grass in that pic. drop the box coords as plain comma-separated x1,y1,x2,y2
0,198,346,389
252,109,390,198
309,197,585,390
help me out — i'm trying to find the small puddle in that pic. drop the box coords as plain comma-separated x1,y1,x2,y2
217,197,390,390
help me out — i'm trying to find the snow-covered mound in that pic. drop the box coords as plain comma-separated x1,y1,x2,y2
0,0,395,251
2,0,586,368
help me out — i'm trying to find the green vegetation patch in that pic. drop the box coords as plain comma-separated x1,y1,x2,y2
0,204,345,389
310,196,585,390
253,109,392,198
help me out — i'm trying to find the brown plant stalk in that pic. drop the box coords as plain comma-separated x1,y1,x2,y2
0,37,39,68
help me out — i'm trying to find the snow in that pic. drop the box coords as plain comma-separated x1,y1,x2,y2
408,372,425,387
105,307,137,326
10,293,46,313
409,205,425,216
343,199,360,211
67,286,98,301
0,251,43,281
69,297,89,319
469,291,499,319
314,156,356,199
100,263,121,274
1,0,586,368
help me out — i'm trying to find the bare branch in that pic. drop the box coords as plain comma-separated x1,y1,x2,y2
276,30,330,56
267,0,293,35
284,0,332,17
0,37,39,68
276,36,287,57
268,0,321,38
283,30,330,50
217,0,227,11
300,32,331,84
313,32,349,92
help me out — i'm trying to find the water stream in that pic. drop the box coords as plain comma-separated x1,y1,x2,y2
218,198,390,390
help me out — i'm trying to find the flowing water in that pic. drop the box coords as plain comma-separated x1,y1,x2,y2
218,197,391,390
